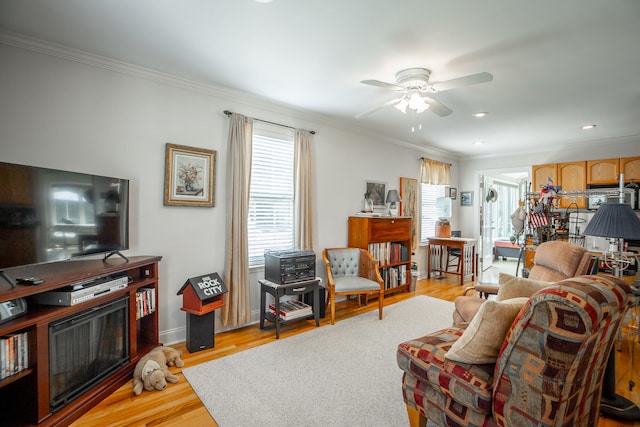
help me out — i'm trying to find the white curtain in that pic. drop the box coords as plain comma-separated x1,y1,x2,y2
420,158,451,185
294,129,314,250
222,113,253,327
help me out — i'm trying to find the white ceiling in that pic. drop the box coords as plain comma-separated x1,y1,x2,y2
1,0,639,159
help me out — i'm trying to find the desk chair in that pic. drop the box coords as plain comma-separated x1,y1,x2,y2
445,231,462,273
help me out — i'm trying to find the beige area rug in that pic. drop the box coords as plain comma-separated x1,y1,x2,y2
183,295,452,427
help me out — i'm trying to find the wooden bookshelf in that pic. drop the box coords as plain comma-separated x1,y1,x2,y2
348,216,412,295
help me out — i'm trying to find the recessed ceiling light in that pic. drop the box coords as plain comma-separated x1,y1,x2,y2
581,124,597,130
473,112,488,118
255,0,273,3
473,140,485,145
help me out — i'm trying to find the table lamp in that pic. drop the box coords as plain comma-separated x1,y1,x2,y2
583,201,640,421
386,189,400,216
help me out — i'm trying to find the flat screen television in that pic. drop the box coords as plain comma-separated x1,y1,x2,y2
0,161,130,270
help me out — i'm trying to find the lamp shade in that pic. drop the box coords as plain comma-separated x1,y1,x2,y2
386,190,401,204
583,202,640,240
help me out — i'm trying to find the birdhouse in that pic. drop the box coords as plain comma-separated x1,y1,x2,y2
177,272,228,315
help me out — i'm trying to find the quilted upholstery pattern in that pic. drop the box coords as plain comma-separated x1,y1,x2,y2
398,275,633,427
326,248,360,277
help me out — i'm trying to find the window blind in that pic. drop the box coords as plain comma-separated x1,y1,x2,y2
420,184,446,242
248,123,295,266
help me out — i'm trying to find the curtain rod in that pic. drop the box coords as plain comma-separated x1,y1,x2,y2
419,157,452,166
223,110,316,134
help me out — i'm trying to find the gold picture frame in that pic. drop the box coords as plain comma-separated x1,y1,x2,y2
164,143,216,207
400,177,418,249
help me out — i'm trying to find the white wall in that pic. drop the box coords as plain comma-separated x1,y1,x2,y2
1,42,455,343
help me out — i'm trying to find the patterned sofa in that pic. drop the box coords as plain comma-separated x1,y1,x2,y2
397,275,634,427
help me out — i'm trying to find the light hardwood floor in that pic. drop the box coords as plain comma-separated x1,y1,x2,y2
71,270,639,427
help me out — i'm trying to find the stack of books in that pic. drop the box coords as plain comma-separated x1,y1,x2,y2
269,299,312,321
136,287,156,319
368,242,409,265
1,331,28,379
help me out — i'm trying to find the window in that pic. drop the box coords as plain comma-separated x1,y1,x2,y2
248,123,295,266
420,184,446,242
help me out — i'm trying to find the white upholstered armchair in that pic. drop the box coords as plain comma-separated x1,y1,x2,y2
323,248,384,325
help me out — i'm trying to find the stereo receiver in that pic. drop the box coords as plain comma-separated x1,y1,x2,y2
264,250,316,285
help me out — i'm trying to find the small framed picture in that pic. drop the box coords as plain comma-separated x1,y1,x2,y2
449,187,457,200
164,143,216,207
365,180,387,210
460,191,473,206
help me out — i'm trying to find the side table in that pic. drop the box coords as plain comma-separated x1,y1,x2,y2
259,278,321,339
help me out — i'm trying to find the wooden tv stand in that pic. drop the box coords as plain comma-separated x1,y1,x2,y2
0,255,162,426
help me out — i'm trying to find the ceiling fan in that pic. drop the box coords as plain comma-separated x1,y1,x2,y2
356,68,493,119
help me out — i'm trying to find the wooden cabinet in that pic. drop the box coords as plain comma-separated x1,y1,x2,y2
557,161,586,208
531,164,557,192
535,156,640,193
620,156,640,181
348,216,411,295
0,256,161,426
587,158,619,184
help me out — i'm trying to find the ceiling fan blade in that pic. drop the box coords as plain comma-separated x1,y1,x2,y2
360,79,404,91
423,97,453,117
355,98,401,119
430,72,493,92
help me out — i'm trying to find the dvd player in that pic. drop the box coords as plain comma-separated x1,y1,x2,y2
32,276,129,306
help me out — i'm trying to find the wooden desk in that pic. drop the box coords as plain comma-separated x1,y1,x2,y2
427,237,477,286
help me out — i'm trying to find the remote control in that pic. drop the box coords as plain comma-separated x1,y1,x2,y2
16,277,44,285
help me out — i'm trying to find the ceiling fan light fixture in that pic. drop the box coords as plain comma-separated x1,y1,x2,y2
358,67,492,119
394,97,409,114
408,92,429,113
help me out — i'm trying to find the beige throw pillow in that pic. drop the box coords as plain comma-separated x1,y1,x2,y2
445,297,529,364
496,273,553,301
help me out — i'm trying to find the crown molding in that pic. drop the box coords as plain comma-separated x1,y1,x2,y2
1,30,452,159
0,30,256,101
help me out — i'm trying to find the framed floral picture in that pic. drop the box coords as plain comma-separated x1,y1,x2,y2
164,143,216,207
